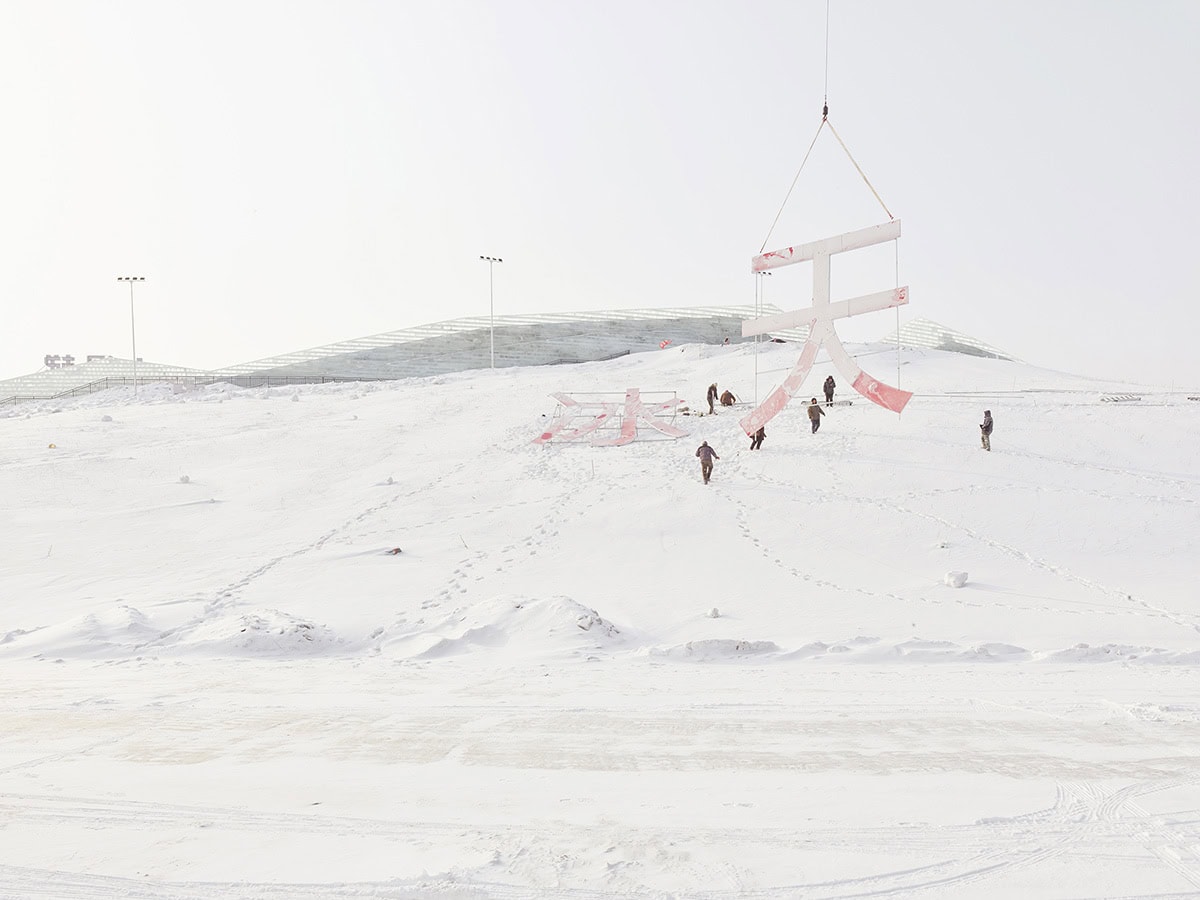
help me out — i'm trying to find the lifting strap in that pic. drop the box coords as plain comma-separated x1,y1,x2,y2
759,105,895,254
826,117,894,222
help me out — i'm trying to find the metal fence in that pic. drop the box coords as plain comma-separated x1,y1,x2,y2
0,374,389,407
0,352,634,407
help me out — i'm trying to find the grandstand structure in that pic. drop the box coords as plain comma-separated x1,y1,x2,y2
0,306,1009,404
877,317,1017,361
218,305,772,378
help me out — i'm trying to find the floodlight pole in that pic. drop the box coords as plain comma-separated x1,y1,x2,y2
479,256,502,369
117,276,145,397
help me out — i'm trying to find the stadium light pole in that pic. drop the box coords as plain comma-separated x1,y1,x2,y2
479,256,502,369
117,276,145,397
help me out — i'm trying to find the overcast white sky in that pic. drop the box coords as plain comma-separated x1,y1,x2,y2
2,1,1198,385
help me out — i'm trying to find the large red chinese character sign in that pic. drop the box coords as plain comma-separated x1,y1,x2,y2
739,220,911,437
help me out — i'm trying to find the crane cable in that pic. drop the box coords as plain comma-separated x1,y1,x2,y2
757,111,893,254
823,0,831,109
759,0,893,253
826,117,894,222
758,119,826,254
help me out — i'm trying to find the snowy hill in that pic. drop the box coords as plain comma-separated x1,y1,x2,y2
2,341,1199,898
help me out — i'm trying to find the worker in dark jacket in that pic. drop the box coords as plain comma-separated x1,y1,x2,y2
980,410,993,451
807,398,825,433
750,426,765,450
706,383,718,414
823,375,836,403
696,441,720,483
720,389,736,407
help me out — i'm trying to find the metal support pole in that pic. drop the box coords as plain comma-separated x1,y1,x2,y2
895,241,901,398
754,271,771,408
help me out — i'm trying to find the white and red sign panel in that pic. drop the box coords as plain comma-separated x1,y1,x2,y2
740,220,912,433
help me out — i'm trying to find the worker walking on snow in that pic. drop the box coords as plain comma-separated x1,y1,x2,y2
750,426,765,450
980,409,993,451
808,397,826,433
696,440,720,484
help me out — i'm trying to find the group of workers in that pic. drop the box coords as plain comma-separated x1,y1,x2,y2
695,377,996,482
705,383,738,414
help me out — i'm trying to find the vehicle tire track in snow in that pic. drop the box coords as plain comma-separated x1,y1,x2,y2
0,791,471,841
0,734,139,778
1055,776,1200,890
1123,797,1200,891
6,784,1200,899
0,863,543,900
766,782,1135,898
1098,776,1200,889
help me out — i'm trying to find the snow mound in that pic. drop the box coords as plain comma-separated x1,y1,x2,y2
781,641,834,660
0,602,162,659
649,639,781,661
962,642,1031,661
943,571,968,588
1041,643,1200,665
381,595,623,660
1127,703,1200,723
773,637,1030,663
158,609,343,657
890,639,1030,663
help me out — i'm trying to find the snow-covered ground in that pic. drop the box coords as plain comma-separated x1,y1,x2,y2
2,340,1198,899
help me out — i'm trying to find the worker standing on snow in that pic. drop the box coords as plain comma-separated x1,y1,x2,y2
980,409,993,451
750,426,765,450
823,375,836,404
696,440,720,484
706,383,718,414
808,397,826,433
